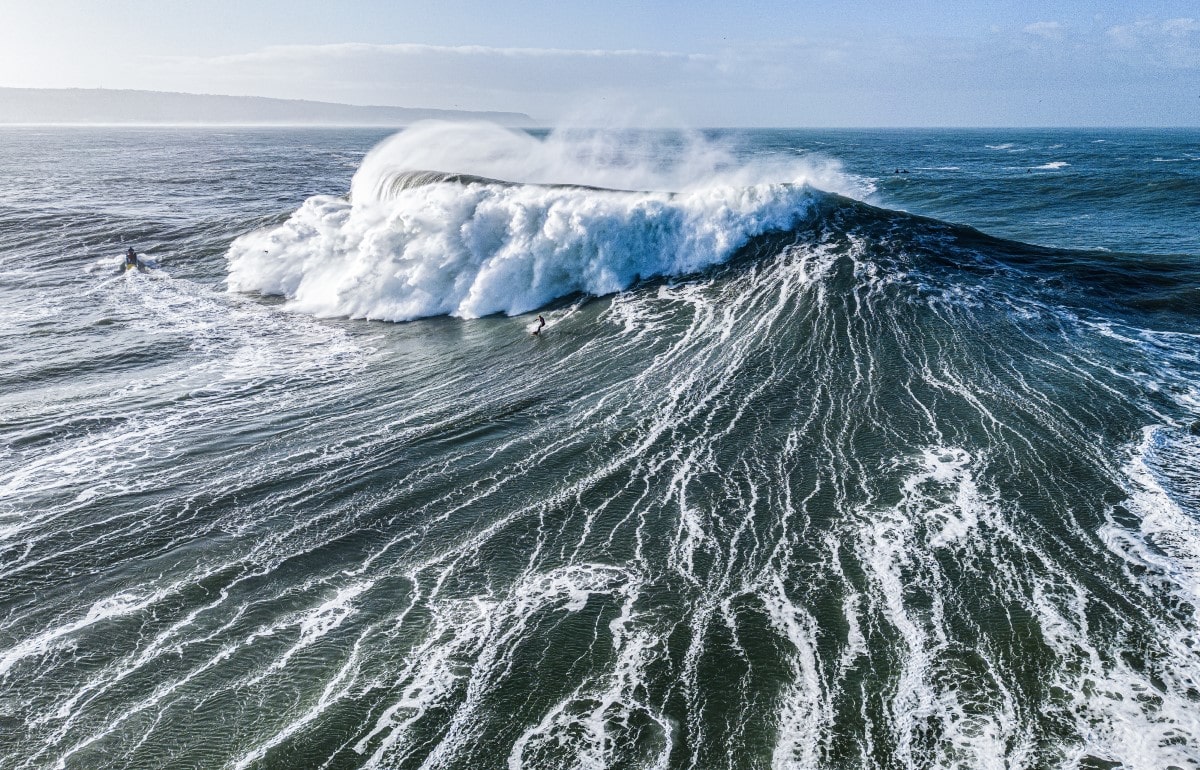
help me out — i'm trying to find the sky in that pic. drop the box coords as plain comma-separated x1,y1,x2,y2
1,0,1198,126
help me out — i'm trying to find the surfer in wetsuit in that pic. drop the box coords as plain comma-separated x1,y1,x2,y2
533,315,546,336
123,247,141,271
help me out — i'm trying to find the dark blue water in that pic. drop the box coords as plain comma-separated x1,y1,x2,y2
758,128,1200,255
1,126,1198,770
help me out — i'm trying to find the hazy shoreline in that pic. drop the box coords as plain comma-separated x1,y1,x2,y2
0,87,535,126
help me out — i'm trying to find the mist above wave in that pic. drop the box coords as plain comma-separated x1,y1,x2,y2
226,122,871,321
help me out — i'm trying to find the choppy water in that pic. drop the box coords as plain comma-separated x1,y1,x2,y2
1,125,1199,770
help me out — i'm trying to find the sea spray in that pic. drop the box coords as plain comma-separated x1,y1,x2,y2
226,122,870,321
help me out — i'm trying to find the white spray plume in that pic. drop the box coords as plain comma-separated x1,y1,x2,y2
228,121,870,321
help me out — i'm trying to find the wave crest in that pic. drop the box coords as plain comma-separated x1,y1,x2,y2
227,122,867,321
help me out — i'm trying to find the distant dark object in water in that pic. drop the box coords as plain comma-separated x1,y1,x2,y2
119,247,148,273
893,169,911,174
115,246,159,274
1189,420,1200,436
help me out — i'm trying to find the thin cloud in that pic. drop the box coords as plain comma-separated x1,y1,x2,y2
1105,18,1200,68
1023,21,1065,41
198,42,715,66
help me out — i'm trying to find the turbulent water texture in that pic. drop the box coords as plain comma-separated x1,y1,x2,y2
2,126,1199,770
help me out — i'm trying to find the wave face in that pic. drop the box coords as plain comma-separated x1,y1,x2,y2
2,126,1200,770
226,122,870,320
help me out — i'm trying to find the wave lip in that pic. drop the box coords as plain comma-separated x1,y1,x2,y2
226,123,848,322
366,170,643,202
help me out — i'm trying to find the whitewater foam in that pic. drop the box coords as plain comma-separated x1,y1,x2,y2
226,122,870,322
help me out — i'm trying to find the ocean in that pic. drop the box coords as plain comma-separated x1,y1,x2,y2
1,124,1198,769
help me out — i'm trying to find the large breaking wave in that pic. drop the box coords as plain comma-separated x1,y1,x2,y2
226,122,872,320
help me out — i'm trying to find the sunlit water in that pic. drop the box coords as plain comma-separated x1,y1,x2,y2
1,126,1199,769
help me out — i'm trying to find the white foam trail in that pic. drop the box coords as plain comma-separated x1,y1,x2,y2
853,446,1027,770
1110,425,1200,607
0,592,151,677
233,637,364,770
227,122,870,322
763,576,828,770
504,568,666,770
1029,576,1200,770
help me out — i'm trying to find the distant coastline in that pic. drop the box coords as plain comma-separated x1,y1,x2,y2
0,87,535,126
